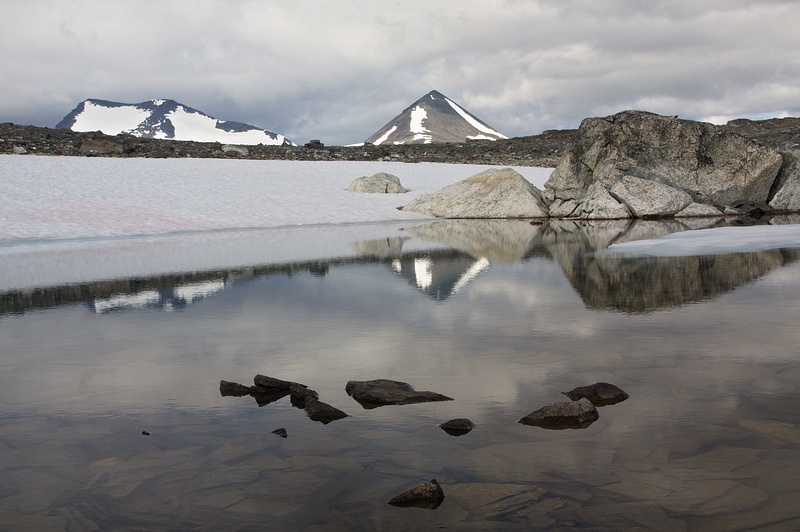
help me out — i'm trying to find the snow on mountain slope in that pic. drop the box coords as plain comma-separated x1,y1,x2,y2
56,99,293,145
365,90,508,145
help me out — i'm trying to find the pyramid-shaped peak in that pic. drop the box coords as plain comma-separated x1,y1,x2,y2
366,90,508,145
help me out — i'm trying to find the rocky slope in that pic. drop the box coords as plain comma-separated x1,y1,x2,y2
0,122,572,166
2,115,798,168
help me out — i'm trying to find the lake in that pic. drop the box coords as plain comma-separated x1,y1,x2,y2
2,216,800,530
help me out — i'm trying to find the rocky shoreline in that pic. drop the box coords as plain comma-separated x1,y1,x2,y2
2,116,799,167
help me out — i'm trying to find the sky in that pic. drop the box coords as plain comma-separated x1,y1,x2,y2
2,0,800,145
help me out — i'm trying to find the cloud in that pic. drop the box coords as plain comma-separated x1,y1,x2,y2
2,0,800,144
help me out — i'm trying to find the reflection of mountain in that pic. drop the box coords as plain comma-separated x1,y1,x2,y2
4,218,800,316
91,279,226,313
533,219,800,313
391,253,489,301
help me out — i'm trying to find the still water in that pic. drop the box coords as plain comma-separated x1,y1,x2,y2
2,218,800,530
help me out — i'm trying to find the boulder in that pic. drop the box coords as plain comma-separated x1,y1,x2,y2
253,374,293,390
387,479,445,509
347,172,409,193
219,379,252,397
345,379,453,408
562,382,629,406
543,110,783,219
439,418,475,436
518,398,599,429
400,167,548,219
769,149,800,212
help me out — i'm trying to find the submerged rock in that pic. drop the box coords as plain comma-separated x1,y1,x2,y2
271,428,288,438
345,379,453,408
439,418,475,436
346,172,409,193
387,479,446,509
401,167,548,219
562,382,629,406
518,398,599,429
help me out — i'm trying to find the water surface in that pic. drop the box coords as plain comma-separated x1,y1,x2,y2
2,218,800,530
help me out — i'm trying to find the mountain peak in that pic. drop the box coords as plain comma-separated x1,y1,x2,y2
365,90,507,145
56,99,293,146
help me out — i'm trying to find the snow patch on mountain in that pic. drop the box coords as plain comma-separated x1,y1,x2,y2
57,99,293,146
444,97,507,140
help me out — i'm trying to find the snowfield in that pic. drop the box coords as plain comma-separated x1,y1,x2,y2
2,154,800,291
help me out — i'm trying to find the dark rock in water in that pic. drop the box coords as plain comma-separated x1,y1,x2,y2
387,479,445,509
562,382,629,406
345,379,453,408
141,430,151,436
289,382,319,408
518,398,599,429
253,374,294,390
439,418,475,436
304,396,349,424
272,428,288,438
219,379,252,397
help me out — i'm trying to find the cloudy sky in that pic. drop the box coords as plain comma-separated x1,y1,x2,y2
2,0,799,145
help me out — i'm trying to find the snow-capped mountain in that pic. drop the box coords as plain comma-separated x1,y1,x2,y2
365,90,508,145
56,99,293,145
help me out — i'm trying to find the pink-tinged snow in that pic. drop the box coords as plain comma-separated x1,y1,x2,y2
444,97,508,139
0,155,552,290
71,101,149,135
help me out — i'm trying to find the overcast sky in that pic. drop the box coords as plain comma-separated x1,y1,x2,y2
2,0,800,145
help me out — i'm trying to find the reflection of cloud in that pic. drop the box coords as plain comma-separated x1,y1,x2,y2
404,219,543,262
350,237,408,258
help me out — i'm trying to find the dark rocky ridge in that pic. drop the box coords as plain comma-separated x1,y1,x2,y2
3,116,799,166
0,121,571,166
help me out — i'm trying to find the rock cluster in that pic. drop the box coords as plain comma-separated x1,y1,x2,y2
397,111,800,220
518,382,629,429
220,374,348,424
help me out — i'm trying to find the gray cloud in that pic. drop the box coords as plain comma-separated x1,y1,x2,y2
2,0,799,144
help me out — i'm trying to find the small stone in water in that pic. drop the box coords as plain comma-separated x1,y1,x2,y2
142,430,151,436
272,428,288,438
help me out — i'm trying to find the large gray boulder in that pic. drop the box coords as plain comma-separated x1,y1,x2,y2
401,167,548,218
769,149,800,211
347,172,408,193
543,111,783,219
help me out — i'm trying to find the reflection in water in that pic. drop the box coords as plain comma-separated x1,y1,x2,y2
3,217,800,315
3,218,800,529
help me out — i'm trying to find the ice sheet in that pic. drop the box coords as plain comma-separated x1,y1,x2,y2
605,224,800,257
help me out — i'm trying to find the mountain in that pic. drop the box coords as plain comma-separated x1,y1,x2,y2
365,90,508,145
56,99,293,146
